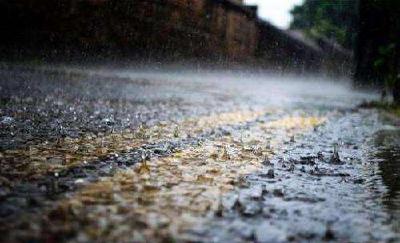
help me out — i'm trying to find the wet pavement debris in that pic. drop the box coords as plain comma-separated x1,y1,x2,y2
0,66,399,242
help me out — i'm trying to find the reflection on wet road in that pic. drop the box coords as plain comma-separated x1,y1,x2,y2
0,66,399,242
369,128,400,236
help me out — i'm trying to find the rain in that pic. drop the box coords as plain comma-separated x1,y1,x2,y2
0,1,399,242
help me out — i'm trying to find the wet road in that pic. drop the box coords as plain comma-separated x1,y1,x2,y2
0,65,399,242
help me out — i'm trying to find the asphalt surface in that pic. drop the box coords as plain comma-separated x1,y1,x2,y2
0,65,399,242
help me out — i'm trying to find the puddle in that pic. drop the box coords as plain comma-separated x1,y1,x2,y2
370,128,400,234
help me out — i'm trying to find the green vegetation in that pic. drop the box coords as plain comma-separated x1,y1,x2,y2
291,1,400,104
373,43,399,97
360,101,400,117
290,0,357,50
354,0,400,103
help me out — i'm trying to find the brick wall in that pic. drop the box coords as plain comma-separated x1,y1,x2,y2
0,0,258,62
0,0,349,74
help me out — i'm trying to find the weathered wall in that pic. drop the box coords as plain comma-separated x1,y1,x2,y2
256,20,352,75
0,0,350,74
225,6,258,61
256,21,321,72
0,0,258,62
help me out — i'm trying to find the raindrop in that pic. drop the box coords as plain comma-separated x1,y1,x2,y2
102,117,115,125
267,169,274,178
173,126,180,138
330,143,341,163
317,151,324,160
262,156,273,166
0,116,14,125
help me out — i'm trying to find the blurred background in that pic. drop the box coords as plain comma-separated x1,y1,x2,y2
1,1,400,242
0,0,398,97
0,0,400,97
